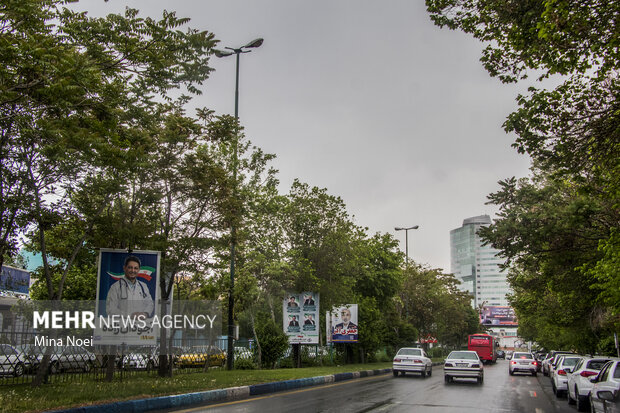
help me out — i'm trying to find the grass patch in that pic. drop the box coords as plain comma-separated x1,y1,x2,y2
0,362,392,413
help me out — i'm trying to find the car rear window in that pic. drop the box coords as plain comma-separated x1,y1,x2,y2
449,351,478,360
398,348,422,356
562,357,580,367
587,360,609,370
513,353,533,359
614,364,620,379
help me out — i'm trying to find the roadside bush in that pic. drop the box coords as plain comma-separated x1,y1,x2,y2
255,315,289,369
375,348,391,362
234,358,257,370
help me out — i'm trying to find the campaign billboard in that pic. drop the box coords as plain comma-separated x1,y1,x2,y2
0,265,30,296
328,304,358,343
283,292,319,344
480,305,517,326
94,249,161,345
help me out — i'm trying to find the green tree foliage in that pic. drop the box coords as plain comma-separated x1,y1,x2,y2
426,0,617,82
398,265,477,348
481,170,615,352
0,0,217,303
426,0,619,350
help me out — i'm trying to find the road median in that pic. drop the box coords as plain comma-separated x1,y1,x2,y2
47,368,393,413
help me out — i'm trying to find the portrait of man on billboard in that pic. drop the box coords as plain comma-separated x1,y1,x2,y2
95,249,160,345
105,255,154,318
331,305,358,343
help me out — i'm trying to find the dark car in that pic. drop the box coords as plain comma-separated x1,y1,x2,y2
497,350,506,359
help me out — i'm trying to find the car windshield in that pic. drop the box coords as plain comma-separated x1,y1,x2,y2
0,345,17,356
448,351,478,360
513,353,534,359
398,348,422,356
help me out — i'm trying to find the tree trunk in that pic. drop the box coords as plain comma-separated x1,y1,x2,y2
250,311,262,367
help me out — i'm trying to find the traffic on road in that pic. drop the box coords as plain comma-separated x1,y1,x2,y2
156,358,594,413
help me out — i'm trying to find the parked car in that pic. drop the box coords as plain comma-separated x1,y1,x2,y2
589,359,620,413
567,356,612,412
0,344,28,377
535,352,547,372
118,346,159,371
176,346,226,368
551,355,583,397
444,350,483,384
496,350,505,359
31,346,97,374
543,351,573,376
234,347,253,360
392,347,432,378
509,352,538,376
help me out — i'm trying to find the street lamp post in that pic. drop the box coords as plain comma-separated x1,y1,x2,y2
214,38,263,370
394,225,419,267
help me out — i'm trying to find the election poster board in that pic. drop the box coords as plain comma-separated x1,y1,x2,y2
283,292,319,344
480,305,518,326
0,265,30,296
329,304,358,343
94,249,161,346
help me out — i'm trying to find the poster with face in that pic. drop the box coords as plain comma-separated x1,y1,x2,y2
329,304,358,343
480,306,518,326
94,249,161,346
283,292,319,344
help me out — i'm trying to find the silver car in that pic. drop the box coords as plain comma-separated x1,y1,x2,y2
444,350,483,384
392,347,432,377
509,352,538,376
590,359,620,413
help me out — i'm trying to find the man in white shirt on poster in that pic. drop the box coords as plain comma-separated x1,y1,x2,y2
106,255,154,318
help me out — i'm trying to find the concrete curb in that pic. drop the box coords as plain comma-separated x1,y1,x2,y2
46,368,393,413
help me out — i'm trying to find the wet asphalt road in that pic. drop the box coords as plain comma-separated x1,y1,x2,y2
160,360,579,413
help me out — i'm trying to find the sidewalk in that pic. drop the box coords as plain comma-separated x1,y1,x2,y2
47,368,393,413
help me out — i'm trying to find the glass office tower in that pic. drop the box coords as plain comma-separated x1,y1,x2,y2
450,215,511,308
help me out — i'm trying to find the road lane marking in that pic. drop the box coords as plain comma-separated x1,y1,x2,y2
171,374,389,412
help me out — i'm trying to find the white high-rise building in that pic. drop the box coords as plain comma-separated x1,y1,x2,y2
450,215,511,308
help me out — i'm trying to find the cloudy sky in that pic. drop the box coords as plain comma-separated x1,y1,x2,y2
76,0,535,272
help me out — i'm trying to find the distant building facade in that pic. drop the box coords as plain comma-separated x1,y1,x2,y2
450,215,511,308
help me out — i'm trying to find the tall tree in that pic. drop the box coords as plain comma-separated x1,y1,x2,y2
0,0,217,385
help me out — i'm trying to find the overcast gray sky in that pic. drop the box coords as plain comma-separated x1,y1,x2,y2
77,0,534,272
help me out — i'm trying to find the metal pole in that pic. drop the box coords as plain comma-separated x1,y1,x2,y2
395,225,418,268
227,50,241,371
405,229,409,267
215,39,263,371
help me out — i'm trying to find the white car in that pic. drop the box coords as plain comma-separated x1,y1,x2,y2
509,352,538,376
118,346,158,371
549,353,574,381
543,351,573,376
552,355,582,397
234,347,253,360
0,344,27,377
567,357,612,412
444,350,483,384
392,347,432,377
590,359,620,413
31,345,97,373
